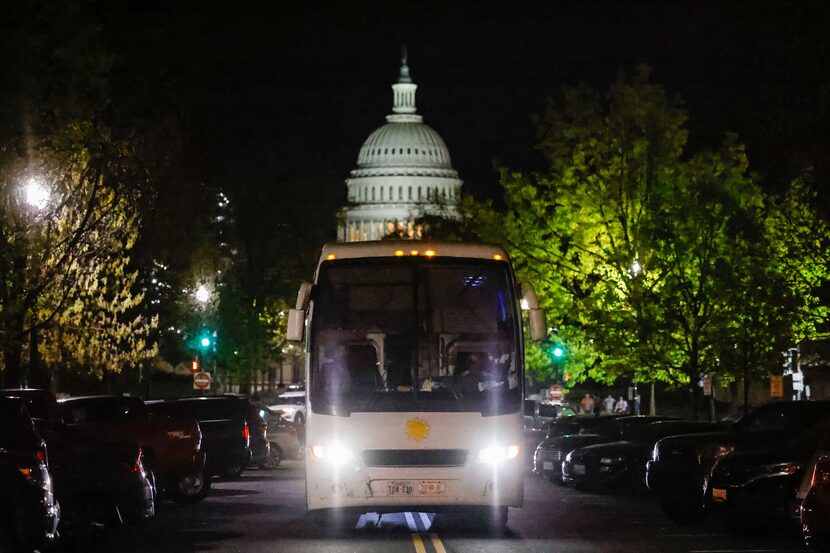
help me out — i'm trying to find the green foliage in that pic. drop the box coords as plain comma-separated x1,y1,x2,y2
465,67,830,389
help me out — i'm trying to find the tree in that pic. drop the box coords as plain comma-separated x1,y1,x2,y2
465,67,818,393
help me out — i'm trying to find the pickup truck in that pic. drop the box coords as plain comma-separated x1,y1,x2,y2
58,396,209,503
146,396,262,479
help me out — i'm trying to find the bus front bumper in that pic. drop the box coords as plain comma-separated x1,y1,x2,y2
306,462,524,511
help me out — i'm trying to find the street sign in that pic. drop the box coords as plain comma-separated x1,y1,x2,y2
769,375,783,398
547,385,564,402
193,371,212,391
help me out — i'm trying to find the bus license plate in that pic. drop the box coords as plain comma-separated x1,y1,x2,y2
543,461,554,471
419,480,447,496
387,481,414,496
574,464,586,475
712,488,727,502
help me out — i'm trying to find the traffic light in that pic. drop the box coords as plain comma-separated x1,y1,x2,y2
197,329,216,351
552,347,564,358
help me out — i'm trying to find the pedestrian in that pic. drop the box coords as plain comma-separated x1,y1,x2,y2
603,394,615,414
580,393,596,415
614,395,629,414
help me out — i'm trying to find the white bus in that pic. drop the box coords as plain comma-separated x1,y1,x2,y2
287,241,546,529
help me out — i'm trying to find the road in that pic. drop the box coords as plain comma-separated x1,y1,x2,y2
109,461,811,553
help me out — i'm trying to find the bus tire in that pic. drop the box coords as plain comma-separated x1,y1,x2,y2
479,506,508,534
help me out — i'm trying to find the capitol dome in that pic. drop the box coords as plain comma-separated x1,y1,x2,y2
354,122,457,176
339,51,462,243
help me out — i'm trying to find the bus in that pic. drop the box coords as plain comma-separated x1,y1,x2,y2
286,241,546,528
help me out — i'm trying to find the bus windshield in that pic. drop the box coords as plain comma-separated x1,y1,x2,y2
309,258,521,416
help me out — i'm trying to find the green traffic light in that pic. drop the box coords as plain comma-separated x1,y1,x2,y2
553,347,564,358
201,337,211,348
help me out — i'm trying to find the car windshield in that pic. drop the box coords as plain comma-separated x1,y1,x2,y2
277,395,305,406
148,399,243,421
734,403,830,435
309,258,521,416
61,397,146,423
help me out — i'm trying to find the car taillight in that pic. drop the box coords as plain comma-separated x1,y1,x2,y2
123,448,143,474
36,449,46,463
812,459,830,486
242,422,250,444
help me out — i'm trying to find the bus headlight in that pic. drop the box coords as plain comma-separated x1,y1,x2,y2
478,445,520,464
310,444,355,465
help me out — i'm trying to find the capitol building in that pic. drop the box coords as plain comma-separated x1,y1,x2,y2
338,53,462,242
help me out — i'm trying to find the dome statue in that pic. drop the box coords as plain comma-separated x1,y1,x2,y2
339,49,462,242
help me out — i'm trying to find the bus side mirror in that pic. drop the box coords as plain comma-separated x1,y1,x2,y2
287,309,305,342
287,282,313,343
296,282,312,310
529,309,547,341
521,282,547,341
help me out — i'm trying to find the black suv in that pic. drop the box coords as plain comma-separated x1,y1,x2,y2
146,396,266,478
0,398,60,552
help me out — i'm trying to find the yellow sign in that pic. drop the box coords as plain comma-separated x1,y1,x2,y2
769,375,784,398
406,417,430,442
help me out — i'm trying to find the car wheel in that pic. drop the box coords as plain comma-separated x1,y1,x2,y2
260,445,282,470
221,461,246,480
171,470,211,504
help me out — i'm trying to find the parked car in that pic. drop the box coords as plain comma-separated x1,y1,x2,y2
146,396,256,479
524,399,576,430
58,396,208,503
800,434,830,549
258,407,303,469
647,400,830,524
545,413,630,441
561,420,725,492
536,415,670,483
707,422,830,530
0,389,155,543
268,391,306,425
0,398,59,553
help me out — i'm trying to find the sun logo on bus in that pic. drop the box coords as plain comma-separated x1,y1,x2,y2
406,418,430,442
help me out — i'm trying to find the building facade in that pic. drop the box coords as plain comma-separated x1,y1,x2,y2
338,54,462,242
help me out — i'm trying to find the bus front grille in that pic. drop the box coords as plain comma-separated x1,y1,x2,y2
362,449,469,467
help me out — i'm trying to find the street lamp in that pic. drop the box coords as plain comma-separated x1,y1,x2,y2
22,176,51,210
195,284,211,305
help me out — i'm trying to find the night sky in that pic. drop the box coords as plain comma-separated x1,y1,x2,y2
104,1,830,204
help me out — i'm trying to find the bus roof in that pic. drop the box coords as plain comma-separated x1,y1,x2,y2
319,241,508,263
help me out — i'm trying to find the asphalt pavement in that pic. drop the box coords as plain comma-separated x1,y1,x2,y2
106,461,813,553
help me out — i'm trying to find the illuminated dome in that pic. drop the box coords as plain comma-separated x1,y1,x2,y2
339,50,462,242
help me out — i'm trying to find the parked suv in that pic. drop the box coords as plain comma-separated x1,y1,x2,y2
268,391,306,425
146,396,260,479
0,398,59,552
59,396,208,503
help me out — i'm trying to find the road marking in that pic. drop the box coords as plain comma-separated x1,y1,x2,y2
411,533,428,553
430,532,448,553
405,511,419,531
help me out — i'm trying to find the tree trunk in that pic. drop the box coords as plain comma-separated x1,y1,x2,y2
2,341,23,388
